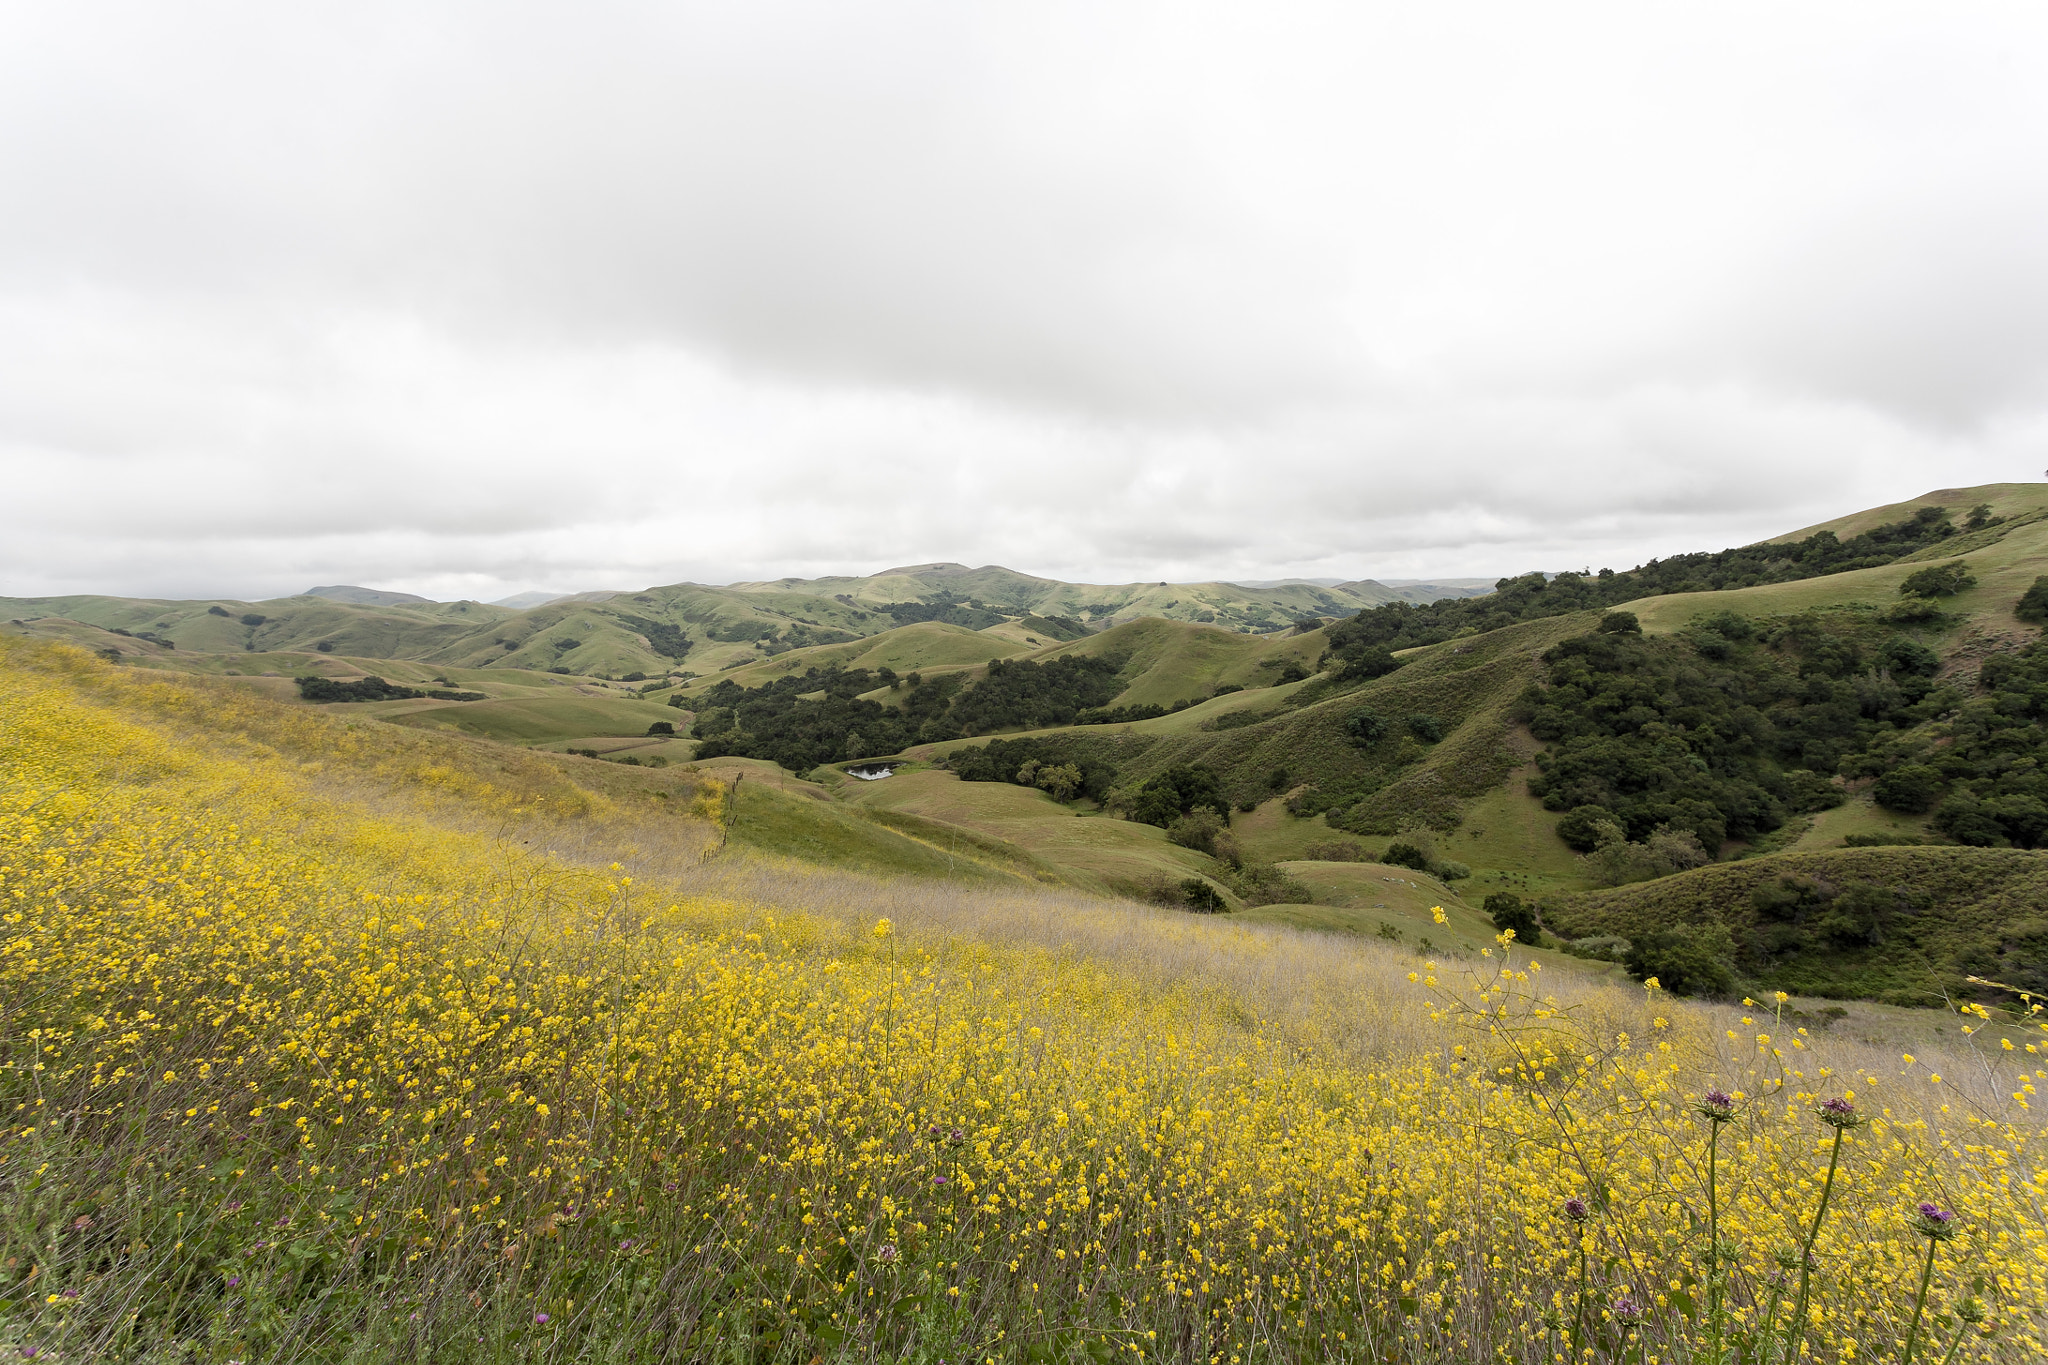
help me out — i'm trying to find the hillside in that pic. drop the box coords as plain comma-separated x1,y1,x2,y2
8,634,2040,1362
6,481,2047,1007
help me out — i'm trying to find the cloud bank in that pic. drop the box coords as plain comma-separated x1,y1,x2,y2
2,0,2045,600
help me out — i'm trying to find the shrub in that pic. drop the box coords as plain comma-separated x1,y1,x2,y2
646,721,676,736
1383,841,1431,872
1872,764,1943,814
1121,765,1225,828
240,612,267,627
1555,804,1620,852
1406,713,1444,743
1179,878,1226,912
294,675,424,703
1167,808,1227,855
1301,840,1366,862
1596,610,1641,634
2017,575,2048,624
1898,561,1976,598
1344,707,1388,744
1624,921,1737,997
1484,892,1539,940
1842,832,1921,847
315,641,335,652
1034,762,1085,803
1228,863,1313,906
206,605,231,617
1336,645,1403,682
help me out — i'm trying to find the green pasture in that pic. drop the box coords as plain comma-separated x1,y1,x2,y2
833,767,1216,895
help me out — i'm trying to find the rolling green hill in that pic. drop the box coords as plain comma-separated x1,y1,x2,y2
8,480,2047,1006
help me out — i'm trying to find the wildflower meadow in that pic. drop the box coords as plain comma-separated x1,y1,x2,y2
2,639,2044,1362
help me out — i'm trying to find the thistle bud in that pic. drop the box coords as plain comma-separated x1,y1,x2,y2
1693,1089,1737,1123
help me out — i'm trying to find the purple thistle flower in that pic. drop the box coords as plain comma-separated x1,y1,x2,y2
1694,1090,1737,1122
59,1289,79,1300
225,1275,241,1288
222,1201,244,1213
933,1174,948,1185
1912,1202,1958,1241
534,1312,550,1325
1611,1295,1645,1328
1562,1196,1590,1222
1817,1096,1864,1129
22,1347,40,1359
876,1243,900,1264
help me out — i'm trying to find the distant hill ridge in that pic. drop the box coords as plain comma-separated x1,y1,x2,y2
5,485,2038,687
305,585,432,606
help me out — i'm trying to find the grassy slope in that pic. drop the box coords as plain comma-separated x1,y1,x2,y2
379,693,684,746
1552,845,2048,1002
830,766,1217,896
715,770,1032,884
1621,512,2048,645
1035,617,1326,707
672,621,1031,698
1766,481,2048,543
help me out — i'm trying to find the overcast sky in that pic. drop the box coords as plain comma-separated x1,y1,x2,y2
4,1,2046,602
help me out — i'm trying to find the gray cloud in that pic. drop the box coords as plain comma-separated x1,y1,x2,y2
2,1,2046,601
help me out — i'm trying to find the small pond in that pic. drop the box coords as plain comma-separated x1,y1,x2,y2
844,762,902,781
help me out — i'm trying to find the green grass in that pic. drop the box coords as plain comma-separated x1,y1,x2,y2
720,774,1021,883
833,766,1217,895
381,693,684,746
676,621,1031,698
1778,787,1933,853
1767,480,2048,543
1624,513,2048,639
1234,859,1620,976
1553,844,2048,1003
1036,617,1326,707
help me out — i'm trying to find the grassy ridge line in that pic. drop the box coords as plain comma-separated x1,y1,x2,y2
6,638,2044,1362
1765,482,2048,545
1620,516,2048,641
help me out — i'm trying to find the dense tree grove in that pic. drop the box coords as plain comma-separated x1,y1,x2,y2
1320,505,1969,656
947,737,1119,803
295,676,484,703
1852,633,2048,848
615,613,694,660
1515,609,1956,853
875,597,1010,629
688,655,1130,772
944,655,1124,733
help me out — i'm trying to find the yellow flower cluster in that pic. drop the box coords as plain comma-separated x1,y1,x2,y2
2,639,2044,1362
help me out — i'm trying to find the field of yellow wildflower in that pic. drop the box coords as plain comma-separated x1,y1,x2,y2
2,638,2044,1363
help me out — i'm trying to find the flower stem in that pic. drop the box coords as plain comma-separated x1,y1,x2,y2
1706,1122,1724,1362
1900,1237,1939,1365
1569,1242,1588,1364
1786,1123,1846,1365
